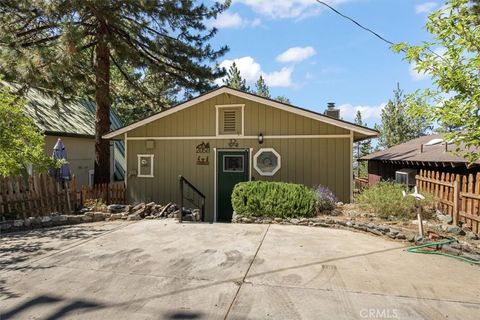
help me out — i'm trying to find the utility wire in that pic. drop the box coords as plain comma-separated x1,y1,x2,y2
315,0,446,61
315,0,397,47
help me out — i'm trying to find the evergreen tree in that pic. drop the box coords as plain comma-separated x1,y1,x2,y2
275,96,291,104
223,62,249,91
0,0,229,183
353,111,371,178
375,84,431,149
255,76,270,98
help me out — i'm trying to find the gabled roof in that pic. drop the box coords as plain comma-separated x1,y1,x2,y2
360,134,480,165
103,86,378,141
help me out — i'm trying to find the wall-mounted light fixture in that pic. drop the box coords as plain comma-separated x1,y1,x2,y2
258,133,264,144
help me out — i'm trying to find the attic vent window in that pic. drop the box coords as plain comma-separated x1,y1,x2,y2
216,104,244,136
223,110,237,133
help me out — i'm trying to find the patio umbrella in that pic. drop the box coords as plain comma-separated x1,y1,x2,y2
50,138,72,212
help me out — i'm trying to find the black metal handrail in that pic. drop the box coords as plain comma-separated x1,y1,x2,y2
179,175,205,223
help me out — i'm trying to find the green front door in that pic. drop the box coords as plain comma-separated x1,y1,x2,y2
217,150,249,222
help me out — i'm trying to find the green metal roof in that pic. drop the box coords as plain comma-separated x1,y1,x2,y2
1,82,125,180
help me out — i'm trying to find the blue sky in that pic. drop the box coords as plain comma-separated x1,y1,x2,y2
208,0,441,127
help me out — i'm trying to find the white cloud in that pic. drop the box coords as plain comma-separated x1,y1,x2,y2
234,0,351,20
276,46,316,63
338,103,387,122
211,11,262,29
217,56,294,87
415,2,438,14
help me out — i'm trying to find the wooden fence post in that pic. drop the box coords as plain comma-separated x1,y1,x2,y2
453,177,460,226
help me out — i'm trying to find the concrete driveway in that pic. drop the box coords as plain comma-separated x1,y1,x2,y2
0,220,479,319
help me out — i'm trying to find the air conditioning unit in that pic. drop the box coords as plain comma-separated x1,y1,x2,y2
395,169,417,187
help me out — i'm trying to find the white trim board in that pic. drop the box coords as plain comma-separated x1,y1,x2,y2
103,87,378,139
125,134,351,141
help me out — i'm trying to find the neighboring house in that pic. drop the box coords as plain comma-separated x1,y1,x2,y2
104,86,377,222
3,82,125,188
360,134,480,186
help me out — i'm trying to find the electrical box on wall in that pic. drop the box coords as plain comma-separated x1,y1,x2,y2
146,140,155,149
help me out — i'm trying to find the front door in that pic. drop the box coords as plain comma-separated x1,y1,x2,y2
217,150,249,222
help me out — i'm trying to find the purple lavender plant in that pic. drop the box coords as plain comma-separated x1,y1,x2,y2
315,185,338,212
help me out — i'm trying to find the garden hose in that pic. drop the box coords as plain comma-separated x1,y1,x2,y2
406,239,480,265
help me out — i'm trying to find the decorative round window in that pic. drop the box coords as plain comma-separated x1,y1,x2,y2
254,148,281,176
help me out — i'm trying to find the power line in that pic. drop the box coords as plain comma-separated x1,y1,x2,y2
315,0,396,47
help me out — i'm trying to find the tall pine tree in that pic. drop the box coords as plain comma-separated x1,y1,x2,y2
223,62,249,91
375,84,431,149
0,0,229,183
255,76,270,98
353,111,371,177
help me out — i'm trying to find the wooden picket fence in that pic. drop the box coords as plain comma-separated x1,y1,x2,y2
416,169,480,234
0,173,126,220
80,182,126,206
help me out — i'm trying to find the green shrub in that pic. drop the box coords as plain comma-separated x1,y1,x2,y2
355,181,435,220
231,181,318,218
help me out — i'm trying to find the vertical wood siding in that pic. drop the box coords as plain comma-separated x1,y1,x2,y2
125,94,351,222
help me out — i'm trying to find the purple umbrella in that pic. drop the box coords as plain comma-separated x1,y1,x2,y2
50,138,72,212
50,138,71,182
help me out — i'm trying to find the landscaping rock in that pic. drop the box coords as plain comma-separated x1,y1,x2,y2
82,215,93,223
274,218,283,223
127,213,141,221
13,220,24,228
466,232,479,240
446,225,465,236
436,213,453,224
108,204,126,213
396,233,406,240
241,217,252,223
93,212,107,222
386,232,397,239
313,223,330,228
389,229,400,236
67,215,83,224
346,221,354,227
376,225,390,233
368,228,383,236
406,233,416,242
290,218,300,225
0,221,13,231
110,213,123,220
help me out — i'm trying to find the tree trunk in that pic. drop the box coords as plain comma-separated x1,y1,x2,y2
94,22,111,184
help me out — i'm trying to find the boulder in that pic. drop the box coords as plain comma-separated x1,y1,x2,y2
274,217,283,223
127,213,141,221
396,233,406,240
110,213,123,220
376,225,390,233
466,232,479,240
446,225,465,236
108,204,126,213
13,220,24,228
93,212,107,222
82,215,93,223
66,215,83,224
290,218,300,225
437,213,453,224
367,228,383,236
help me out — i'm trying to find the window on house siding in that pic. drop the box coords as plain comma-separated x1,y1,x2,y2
137,154,154,178
217,106,243,135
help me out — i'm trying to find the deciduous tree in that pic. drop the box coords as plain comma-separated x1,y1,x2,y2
0,84,54,176
392,0,480,162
